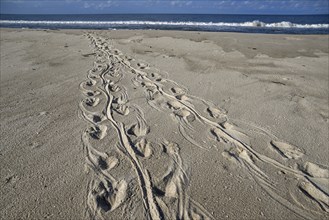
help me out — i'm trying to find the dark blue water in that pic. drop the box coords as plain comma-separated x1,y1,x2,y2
1,14,328,34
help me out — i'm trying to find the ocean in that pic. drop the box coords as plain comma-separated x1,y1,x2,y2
0,14,328,34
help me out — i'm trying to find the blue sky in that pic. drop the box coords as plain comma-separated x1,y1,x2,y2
1,0,328,14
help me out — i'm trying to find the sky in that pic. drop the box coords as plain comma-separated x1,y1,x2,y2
1,0,328,14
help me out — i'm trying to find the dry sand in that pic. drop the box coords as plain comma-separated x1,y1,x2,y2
0,28,328,220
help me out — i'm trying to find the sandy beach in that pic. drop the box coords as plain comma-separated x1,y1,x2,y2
0,28,328,220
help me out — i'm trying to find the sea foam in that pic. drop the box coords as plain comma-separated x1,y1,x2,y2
1,20,328,29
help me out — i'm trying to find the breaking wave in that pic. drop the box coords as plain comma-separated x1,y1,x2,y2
1,20,328,29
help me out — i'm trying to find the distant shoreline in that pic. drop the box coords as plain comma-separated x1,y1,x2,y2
1,27,328,37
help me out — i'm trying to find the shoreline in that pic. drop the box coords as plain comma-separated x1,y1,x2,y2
2,26,329,35
1,28,328,219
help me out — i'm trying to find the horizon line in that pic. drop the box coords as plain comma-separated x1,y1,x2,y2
1,13,329,16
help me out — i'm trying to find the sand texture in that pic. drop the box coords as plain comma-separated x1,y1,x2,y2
1,29,328,220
